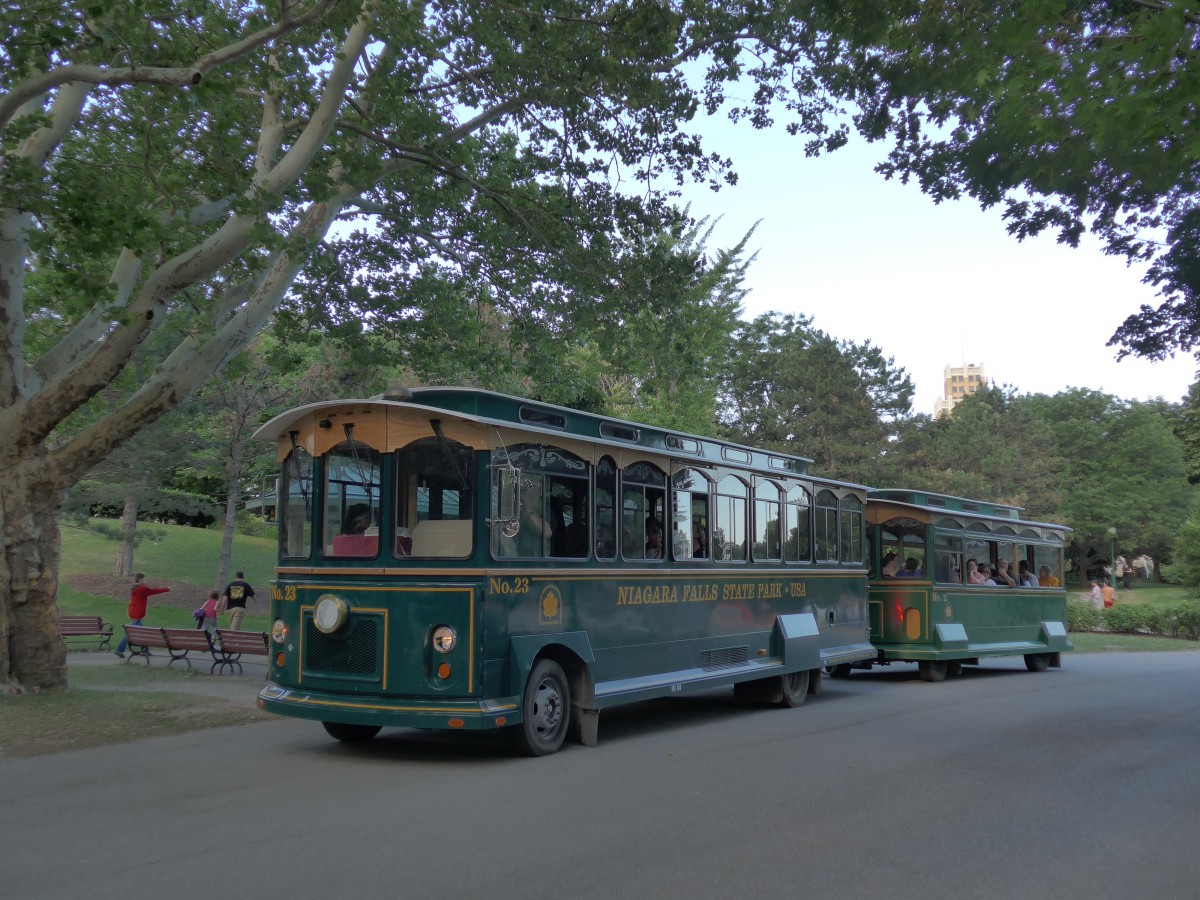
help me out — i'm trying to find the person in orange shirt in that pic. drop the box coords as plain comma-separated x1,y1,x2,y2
1101,582,1117,609
1038,566,1060,587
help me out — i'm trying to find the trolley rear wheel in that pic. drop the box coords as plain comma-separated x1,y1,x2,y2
946,660,963,678
826,663,853,679
918,660,947,683
322,721,381,742
778,670,811,708
513,659,570,756
1024,653,1051,672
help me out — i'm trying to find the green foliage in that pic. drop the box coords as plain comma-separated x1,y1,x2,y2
1067,597,1200,641
812,0,1200,360
719,311,914,483
891,385,1062,513
234,509,276,540
1162,494,1200,588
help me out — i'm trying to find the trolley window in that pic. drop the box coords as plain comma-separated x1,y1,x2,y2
595,456,617,560
713,474,748,562
753,480,783,562
673,468,711,561
493,443,588,559
394,437,474,559
839,495,864,564
934,533,963,583
784,485,811,563
622,461,667,561
281,445,314,560
323,440,383,559
815,490,838,562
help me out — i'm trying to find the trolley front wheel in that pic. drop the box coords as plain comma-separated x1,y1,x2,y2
946,660,963,678
826,664,853,679
1024,653,1051,673
918,660,947,683
322,721,381,742
513,659,571,756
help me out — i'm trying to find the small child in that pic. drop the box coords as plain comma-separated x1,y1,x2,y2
200,590,225,638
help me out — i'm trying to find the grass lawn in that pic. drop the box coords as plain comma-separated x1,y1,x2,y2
0,665,272,758
60,519,276,590
1068,580,1196,607
1070,632,1200,653
59,519,276,632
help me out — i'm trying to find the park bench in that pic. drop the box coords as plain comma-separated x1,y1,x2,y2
122,624,221,672
212,629,270,674
58,615,114,651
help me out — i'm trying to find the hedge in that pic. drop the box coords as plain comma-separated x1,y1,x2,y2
1066,597,1200,640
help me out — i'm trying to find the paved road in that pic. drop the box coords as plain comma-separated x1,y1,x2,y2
4,652,1197,900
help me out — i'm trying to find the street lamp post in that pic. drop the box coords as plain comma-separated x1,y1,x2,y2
1107,527,1118,591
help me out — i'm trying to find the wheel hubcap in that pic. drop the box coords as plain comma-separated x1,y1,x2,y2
531,677,563,738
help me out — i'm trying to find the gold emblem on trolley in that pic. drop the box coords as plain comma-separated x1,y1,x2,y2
539,585,563,627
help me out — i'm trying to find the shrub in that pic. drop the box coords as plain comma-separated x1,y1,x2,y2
1102,604,1151,634
1068,598,1200,641
234,509,276,539
1067,597,1101,632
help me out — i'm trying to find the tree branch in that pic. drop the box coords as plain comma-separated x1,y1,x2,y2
0,0,342,135
48,193,348,482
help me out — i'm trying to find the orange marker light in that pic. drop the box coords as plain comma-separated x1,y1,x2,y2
448,718,464,728
495,717,507,727
437,662,451,679
275,652,285,666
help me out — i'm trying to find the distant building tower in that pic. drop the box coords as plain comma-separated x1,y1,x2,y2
934,363,986,417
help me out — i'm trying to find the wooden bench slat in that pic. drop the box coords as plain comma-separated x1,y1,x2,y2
212,629,269,674
59,615,114,650
121,625,268,674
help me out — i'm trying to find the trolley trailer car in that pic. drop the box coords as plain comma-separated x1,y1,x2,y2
849,489,1072,683
255,387,877,755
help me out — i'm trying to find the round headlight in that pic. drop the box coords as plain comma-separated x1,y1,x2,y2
271,620,289,644
313,594,349,634
432,625,457,654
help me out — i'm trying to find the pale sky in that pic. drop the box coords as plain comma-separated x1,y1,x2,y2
672,114,1198,416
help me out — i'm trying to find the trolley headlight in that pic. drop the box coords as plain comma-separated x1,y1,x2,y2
431,625,457,654
313,594,350,634
271,620,289,644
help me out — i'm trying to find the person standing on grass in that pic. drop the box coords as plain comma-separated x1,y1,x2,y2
223,570,255,631
114,573,170,658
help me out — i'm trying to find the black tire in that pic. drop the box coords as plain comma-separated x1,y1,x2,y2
778,669,811,708
918,660,947,683
1024,653,1051,673
826,663,853,679
946,660,963,678
514,659,570,756
322,721,381,742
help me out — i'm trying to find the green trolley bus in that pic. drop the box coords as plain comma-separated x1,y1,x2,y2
255,387,876,754
854,489,1072,682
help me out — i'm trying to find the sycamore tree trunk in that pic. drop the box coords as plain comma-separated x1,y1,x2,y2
0,459,69,693
216,440,243,593
113,495,138,578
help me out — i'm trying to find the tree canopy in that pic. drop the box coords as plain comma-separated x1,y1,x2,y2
0,1,897,691
816,1,1200,361
720,311,914,484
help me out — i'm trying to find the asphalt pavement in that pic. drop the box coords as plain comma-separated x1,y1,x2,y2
3,650,1197,900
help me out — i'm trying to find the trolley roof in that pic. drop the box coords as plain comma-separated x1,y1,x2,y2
867,488,1071,533
255,386,867,489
